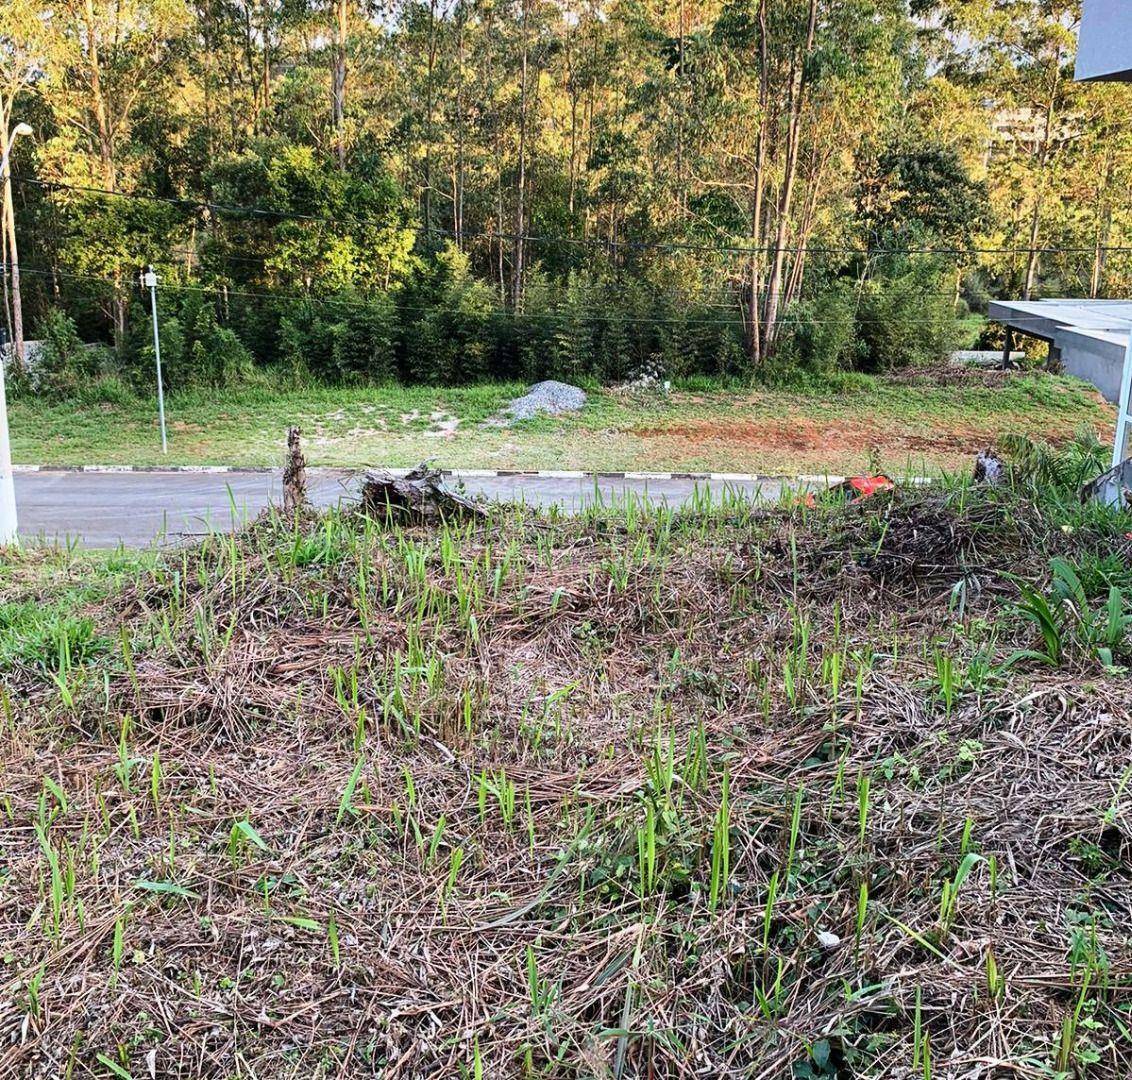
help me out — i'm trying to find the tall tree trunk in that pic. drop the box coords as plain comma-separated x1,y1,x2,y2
511,0,530,309
332,0,348,169
0,206,11,360
675,0,685,219
761,0,817,358
454,6,466,246
78,0,129,347
0,108,25,366
783,146,828,311
242,4,260,130
483,4,506,296
566,26,578,218
423,0,439,236
582,31,597,241
1089,149,1114,299
200,0,217,162
81,0,116,190
260,0,272,130
227,65,240,145
746,0,769,366
1022,64,1060,301
1021,197,1042,300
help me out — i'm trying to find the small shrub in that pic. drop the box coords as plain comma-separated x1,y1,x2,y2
1001,427,1108,493
853,266,962,372
74,375,137,407
27,309,106,398
774,290,856,375
279,296,396,384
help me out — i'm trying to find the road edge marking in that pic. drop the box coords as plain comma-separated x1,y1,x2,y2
18,464,937,485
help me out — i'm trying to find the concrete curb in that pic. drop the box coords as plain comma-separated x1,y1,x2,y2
13,464,936,485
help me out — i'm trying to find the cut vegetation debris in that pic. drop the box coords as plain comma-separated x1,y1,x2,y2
2,435,1132,1077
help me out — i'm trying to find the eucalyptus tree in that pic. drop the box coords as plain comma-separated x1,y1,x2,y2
33,0,192,345
0,0,44,363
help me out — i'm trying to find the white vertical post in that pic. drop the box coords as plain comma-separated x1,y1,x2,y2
0,123,33,546
0,333,16,545
1112,324,1132,469
143,265,168,455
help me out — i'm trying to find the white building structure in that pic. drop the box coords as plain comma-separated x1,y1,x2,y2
989,2,1132,467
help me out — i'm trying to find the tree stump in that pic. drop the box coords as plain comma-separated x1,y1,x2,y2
283,426,308,517
360,463,484,521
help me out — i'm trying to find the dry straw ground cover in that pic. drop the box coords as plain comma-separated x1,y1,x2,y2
2,446,1131,1078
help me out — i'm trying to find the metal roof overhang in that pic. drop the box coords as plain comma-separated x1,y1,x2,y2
1076,0,1132,82
988,299,1132,465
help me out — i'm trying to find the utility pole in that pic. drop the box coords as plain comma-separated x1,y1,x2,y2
0,122,32,547
141,265,168,454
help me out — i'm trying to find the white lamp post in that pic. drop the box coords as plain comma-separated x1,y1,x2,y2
0,121,34,546
141,265,168,454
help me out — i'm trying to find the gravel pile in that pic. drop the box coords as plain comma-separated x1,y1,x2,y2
506,380,587,420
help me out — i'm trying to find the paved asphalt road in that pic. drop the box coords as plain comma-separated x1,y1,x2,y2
13,470,787,548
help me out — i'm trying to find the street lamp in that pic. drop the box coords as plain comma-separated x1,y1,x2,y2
0,120,34,546
0,122,33,171
2,122,33,153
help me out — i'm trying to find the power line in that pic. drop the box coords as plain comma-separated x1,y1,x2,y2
16,173,1132,259
156,250,984,312
14,265,744,327
20,264,1132,334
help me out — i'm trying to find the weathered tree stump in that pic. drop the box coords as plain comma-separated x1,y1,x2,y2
283,426,308,517
360,463,484,521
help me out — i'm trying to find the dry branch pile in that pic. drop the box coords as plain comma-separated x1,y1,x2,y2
1,486,1130,1078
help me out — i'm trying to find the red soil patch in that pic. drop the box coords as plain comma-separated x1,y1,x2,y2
630,417,993,456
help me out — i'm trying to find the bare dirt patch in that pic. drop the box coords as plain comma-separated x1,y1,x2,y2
631,417,997,456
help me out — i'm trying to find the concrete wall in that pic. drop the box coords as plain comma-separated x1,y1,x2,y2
1057,330,1125,402
988,300,1130,404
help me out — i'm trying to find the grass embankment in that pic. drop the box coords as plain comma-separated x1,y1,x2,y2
9,368,1113,475
2,462,1131,1076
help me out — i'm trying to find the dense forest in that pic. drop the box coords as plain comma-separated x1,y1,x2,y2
1,0,1131,392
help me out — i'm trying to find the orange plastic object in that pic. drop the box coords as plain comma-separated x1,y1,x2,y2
843,475,894,500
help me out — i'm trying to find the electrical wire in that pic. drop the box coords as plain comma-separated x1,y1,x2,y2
16,264,1132,333
16,174,1132,259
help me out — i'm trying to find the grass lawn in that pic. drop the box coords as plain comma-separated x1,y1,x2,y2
9,367,1115,475
2,474,1131,1076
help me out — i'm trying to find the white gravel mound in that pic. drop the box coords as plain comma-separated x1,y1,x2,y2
506,380,587,420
